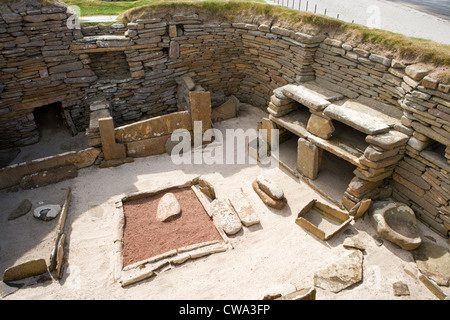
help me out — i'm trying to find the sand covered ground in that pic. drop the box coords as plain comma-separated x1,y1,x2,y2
1,104,449,300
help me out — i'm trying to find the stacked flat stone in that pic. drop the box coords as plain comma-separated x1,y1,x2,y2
0,1,449,236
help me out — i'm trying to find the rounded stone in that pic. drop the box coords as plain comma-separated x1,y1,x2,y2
156,192,181,222
255,175,284,200
33,204,61,221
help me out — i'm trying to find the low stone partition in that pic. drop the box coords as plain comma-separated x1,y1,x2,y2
0,147,100,190
0,0,449,235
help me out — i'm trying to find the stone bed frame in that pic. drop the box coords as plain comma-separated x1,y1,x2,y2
112,177,232,287
0,0,449,238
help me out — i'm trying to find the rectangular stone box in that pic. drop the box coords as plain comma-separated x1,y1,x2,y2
295,199,352,241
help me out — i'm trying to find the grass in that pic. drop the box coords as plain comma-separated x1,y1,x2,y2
61,0,265,16
60,0,450,68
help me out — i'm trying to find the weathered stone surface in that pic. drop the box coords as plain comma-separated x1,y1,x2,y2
313,250,363,293
228,189,260,227
412,241,450,286
125,136,169,158
306,114,334,139
364,145,400,162
255,175,284,200
393,281,410,296
405,64,432,81
252,180,287,210
366,131,409,149
210,198,242,235
33,204,61,221
370,201,422,251
282,84,330,111
343,235,366,251
198,177,216,200
3,259,48,283
115,111,192,143
347,177,383,199
156,192,181,222
98,117,126,161
190,91,212,132
211,96,238,123
324,101,391,135
20,164,78,190
297,137,322,180
8,199,32,221
169,40,179,59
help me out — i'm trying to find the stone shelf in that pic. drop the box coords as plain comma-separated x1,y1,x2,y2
269,109,310,138
308,130,367,169
323,99,401,135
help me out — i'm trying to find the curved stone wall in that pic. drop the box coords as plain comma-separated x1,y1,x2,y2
0,1,449,236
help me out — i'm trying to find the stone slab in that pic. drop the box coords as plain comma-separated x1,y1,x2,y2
125,135,170,158
306,113,335,139
366,131,409,150
114,111,192,143
412,241,450,286
8,199,32,221
3,259,48,283
228,189,260,227
20,164,78,190
313,250,363,293
269,110,310,139
324,101,391,135
282,84,331,111
99,117,126,161
297,137,322,180
190,91,212,132
210,198,242,235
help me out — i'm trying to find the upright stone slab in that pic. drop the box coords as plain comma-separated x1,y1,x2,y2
297,138,322,180
306,113,335,139
190,91,212,133
98,116,126,161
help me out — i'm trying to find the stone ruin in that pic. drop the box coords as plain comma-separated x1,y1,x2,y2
0,0,449,299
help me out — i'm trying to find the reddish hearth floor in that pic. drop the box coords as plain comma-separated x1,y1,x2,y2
122,187,222,267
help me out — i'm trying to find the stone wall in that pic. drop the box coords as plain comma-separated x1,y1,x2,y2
0,1,449,236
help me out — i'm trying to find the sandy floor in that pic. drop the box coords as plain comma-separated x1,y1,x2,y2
1,104,449,300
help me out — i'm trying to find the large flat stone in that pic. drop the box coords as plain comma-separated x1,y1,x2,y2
3,259,48,283
366,131,409,149
20,164,78,190
323,101,391,135
412,241,450,286
228,189,260,227
282,84,331,111
313,250,363,293
210,198,242,235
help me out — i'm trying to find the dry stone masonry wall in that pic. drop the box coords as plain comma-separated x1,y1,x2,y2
0,1,449,236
